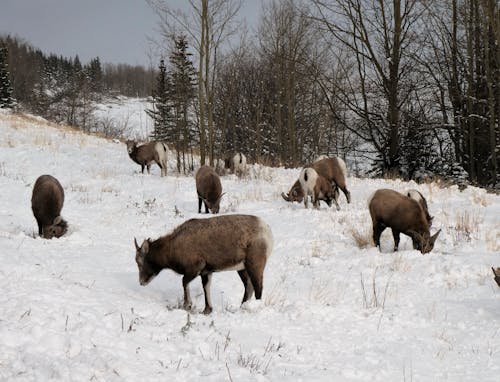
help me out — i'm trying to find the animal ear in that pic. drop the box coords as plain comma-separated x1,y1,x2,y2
134,237,140,251
430,229,441,244
141,240,149,255
53,216,62,225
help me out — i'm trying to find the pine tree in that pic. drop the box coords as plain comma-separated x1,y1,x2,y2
146,59,173,141
0,45,14,109
169,35,197,173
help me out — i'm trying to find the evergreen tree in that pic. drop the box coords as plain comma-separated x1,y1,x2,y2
169,35,197,173
0,45,14,108
146,59,173,141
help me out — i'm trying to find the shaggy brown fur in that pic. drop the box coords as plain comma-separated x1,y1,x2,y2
195,165,223,214
134,214,273,314
369,189,440,254
31,175,68,239
126,140,167,176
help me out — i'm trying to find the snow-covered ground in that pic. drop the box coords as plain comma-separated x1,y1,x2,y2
0,111,499,381
92,96,153,140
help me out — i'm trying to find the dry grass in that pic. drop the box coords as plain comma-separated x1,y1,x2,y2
349,225,373,249
449,210,483,243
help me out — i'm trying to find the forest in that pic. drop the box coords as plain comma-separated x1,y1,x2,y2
1,0,499,188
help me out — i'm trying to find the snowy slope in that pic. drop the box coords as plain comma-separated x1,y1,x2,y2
0,111,499,381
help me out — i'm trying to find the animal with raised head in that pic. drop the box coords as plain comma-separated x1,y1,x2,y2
31,175,68,239
224,152,247,177
126,140,167,177
368,189,441,254
407,189,433,226
492,267,500,287
196,165,223,214
299,167,338,209
134,214,274,314
282,156,350,205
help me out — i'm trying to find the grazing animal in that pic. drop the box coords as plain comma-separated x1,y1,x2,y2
225,152,247,177
299,167,338,209
492,268,500,287
282,156,350,205
281,179,304,203
134,214,274,314
31,175,68,239
368,189,441,254
126,140,167,177
195,165,223,214
313,157,350,204
407,189,433,226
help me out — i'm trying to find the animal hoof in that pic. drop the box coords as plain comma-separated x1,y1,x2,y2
202,307,213,315
183,302,192,311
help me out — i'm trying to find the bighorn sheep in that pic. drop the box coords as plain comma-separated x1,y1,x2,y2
299,167,338,209
195,165,223,214
134,214,274,314
492,267,500,287
224,152,247,177
368,189,441,254
407,189,433,226
31,175,68,239
282,156,350,205
126,140,167,177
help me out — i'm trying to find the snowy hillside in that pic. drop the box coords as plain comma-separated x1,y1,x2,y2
0,111,499,381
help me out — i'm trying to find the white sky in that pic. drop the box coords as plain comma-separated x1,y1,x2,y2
0,0,261,67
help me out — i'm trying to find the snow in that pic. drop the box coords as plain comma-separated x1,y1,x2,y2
0,111,499,381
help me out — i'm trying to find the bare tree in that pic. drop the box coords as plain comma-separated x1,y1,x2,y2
147,0,243,165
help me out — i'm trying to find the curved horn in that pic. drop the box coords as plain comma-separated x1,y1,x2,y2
281,192,291,202
430,229,441,245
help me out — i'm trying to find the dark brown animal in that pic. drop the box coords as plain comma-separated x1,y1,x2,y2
134,214,274,314
492,267,500,287
126,140,167,177
31,175,68,239
368,189,441,254
196,165,223,214
299,167,338,209
282,156,350,205
407,189,433,226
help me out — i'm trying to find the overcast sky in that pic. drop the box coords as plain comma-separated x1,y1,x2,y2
0,0,261,67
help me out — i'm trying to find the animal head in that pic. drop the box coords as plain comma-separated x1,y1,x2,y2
492,267,500,287
410,229,441,254
134,238,161,286
202,193,225,213
126,140,137,155
42,216,68,239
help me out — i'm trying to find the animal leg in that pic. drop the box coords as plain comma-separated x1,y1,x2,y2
182,273,197,311
146,163,151,174
341,187,351,204
372,222,386,250
204,201,209,214
198,197,203,213
245,250,267,300
141,164,145,174
36,219,43,236
237,269,255,304
201,273,213,314
391,229,400,251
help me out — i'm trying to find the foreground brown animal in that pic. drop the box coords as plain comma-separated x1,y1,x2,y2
31,175,68,239
492,268,500,287
126,140,167,176
369,189,440,254
134,214,274,314
195,165,223,213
